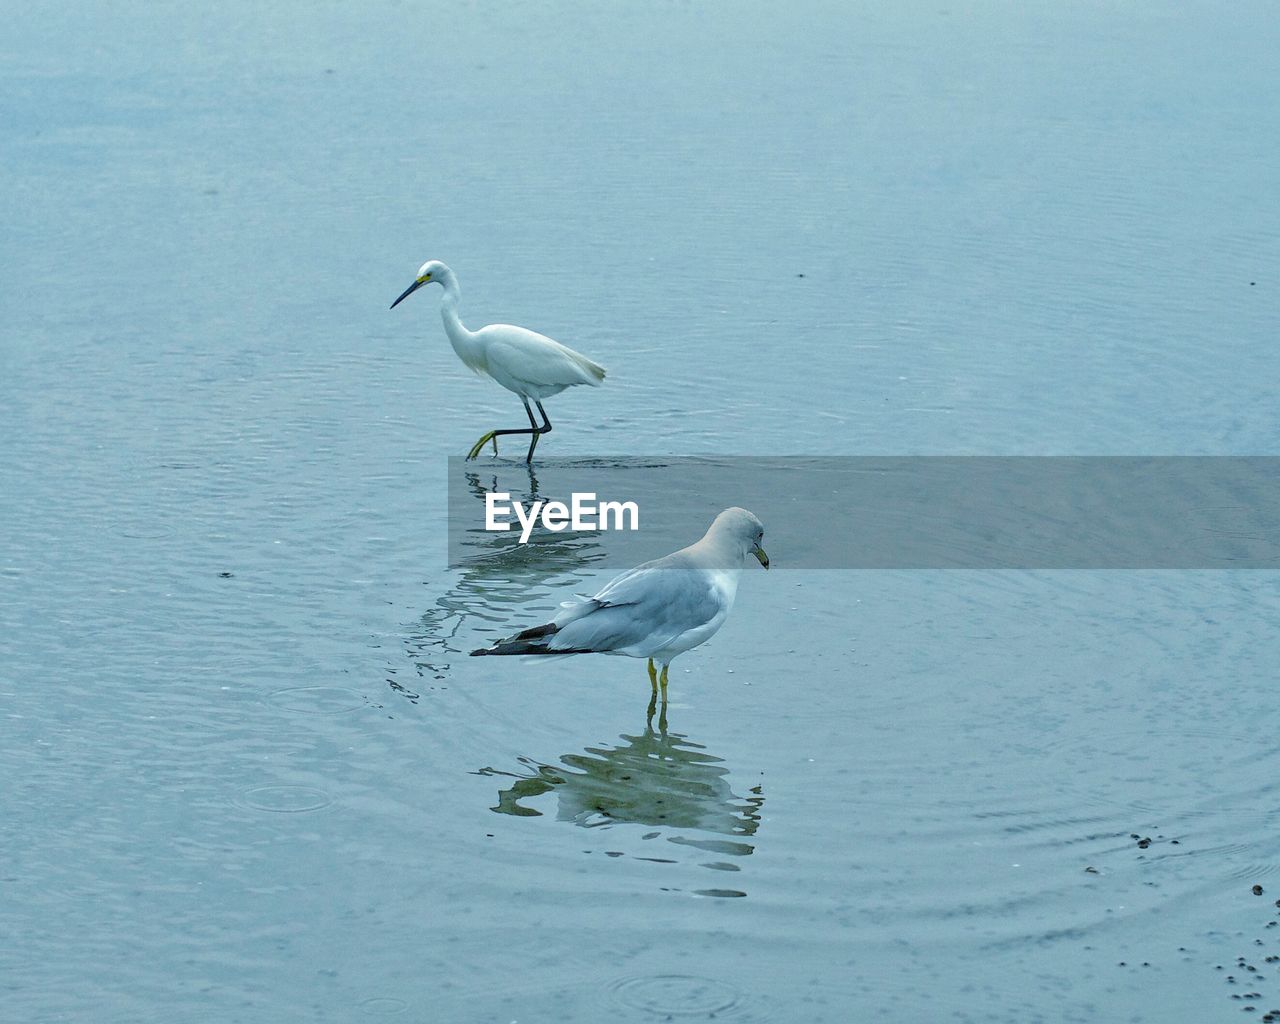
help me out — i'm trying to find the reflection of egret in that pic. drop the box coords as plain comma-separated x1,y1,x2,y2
472,508,769,702
390,260,606,462
399,465,606,688
478,702,764,853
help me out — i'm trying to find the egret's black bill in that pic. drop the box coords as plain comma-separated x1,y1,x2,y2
390,280,423,309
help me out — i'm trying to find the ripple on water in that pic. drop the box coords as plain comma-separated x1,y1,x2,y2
268,685,367,715
608,974,741,1017
357,996,408,1015
1225,862,1280,882
240,786,332,813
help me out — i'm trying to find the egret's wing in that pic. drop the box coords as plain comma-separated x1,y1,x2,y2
548,564,723,655
481,326,606,388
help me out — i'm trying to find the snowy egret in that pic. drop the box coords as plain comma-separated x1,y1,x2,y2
472,508,769,702
390,260,606,462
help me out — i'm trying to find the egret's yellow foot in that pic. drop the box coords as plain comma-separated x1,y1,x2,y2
659,664,669,702
466,431,499,460
647,658,658,695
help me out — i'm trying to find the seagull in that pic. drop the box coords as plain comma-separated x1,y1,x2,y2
472,508,769,702
390,260,606,462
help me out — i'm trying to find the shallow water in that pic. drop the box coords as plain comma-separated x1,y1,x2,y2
3,2,1280,1021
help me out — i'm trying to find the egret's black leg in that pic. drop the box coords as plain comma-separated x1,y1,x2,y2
466,398,542,461
525,401,553,463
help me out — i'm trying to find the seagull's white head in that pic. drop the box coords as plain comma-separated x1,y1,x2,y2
709,507,769,569
390,260,451,309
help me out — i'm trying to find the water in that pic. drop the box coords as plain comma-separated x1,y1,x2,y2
3,1,1279,1020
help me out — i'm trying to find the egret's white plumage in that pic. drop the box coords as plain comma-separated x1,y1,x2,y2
391,260,605,461
472,508,769,701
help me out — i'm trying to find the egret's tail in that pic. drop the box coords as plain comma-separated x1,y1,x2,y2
566,348,606,385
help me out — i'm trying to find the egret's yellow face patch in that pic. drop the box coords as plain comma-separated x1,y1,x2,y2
417,272,432,284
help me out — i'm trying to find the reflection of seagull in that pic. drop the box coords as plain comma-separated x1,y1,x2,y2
471,508,769,701
482,701,764,847
390,259,606,463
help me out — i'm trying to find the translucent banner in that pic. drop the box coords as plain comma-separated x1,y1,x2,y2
447,457,1280,569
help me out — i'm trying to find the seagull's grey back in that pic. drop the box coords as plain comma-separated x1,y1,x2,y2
548,550,738,656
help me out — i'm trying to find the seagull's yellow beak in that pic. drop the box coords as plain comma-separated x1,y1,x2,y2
390,277,426,310
753,545,770,570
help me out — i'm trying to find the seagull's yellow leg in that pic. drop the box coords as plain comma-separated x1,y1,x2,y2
647,657,658,696
659,664,669,703
467,431,499,460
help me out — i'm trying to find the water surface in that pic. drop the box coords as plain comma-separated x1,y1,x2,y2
3,2,1280,1021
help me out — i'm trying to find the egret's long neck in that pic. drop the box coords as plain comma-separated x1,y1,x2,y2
437,271,485,370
